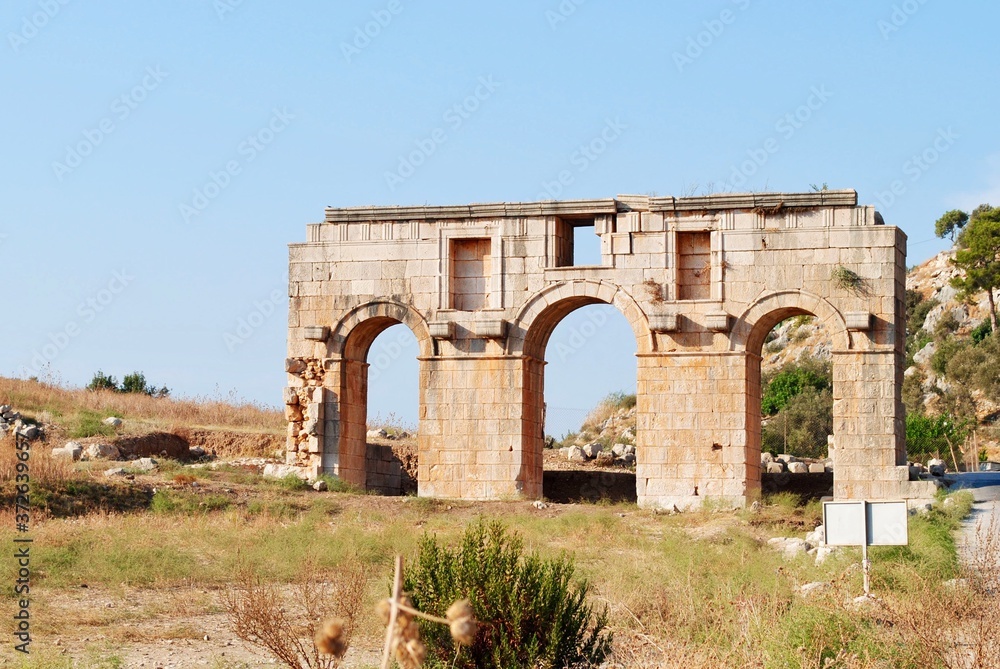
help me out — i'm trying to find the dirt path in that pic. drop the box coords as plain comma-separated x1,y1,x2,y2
953,473,1000,569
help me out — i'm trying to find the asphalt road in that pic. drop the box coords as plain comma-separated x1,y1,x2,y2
949,472,1000,568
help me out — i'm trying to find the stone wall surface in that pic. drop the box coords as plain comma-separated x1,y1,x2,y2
285,190,936,508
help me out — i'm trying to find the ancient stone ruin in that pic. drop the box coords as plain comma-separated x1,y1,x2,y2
285,190,936,508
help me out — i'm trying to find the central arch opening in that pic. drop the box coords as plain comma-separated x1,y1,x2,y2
748,308,836,502
521,289,639,503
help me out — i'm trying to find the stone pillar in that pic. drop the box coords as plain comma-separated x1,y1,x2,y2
832,350,919,499
636,351,752,509
419,355,538,499
335,358,368,487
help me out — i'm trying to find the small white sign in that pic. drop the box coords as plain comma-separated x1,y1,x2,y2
823,500,908,547
865,501,909,546
823,501,866,546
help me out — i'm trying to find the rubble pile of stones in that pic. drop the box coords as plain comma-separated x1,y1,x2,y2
0,404,43,441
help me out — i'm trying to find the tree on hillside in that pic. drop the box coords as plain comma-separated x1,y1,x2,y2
934,209,968,242
949,205,1000,334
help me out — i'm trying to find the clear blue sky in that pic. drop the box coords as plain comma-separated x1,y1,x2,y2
3,1,998,436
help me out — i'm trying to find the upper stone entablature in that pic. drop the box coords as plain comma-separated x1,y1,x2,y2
316,190,881,237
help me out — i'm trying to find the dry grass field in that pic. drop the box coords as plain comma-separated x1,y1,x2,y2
0,379,997,668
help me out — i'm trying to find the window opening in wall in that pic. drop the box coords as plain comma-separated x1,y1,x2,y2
677,231,711,300
450,238,491,311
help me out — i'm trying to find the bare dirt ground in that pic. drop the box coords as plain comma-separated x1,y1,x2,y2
32,585,388,668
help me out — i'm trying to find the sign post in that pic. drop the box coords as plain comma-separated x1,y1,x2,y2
823,500,909,596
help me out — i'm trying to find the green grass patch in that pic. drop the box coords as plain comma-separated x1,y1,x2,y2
315,473,364,494
69,409,117,438
150,489,232,514
267,473,310,492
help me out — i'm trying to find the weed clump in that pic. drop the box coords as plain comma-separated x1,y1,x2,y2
403,520,611,669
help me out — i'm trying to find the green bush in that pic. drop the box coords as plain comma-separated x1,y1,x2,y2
929,337,969,376
761,387,833,458
905,412,969,460
970,318,993,343
761,358,831,416
603,391,636,411
945,333,1000,399
86,370,119,392
86,370,170,397
403,520,612,669
906,295,938,335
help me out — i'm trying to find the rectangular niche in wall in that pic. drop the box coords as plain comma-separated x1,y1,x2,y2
677,231,712,300
451,238,492,311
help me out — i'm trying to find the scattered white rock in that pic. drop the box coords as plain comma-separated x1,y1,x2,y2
788,462,809,474
766,461,785,474
582,443,603,459
768,536,811,559
532,500,548,510
851,594,878,608
799,582,830,597
103,417,123,428
807,463,826,474
262,463,307,480
565,446,587,462
913,341,936,366
805,525,825,545
366,428,388,440
928,458,946,476
612,443,627,457
52,443,83,461
312,479,328,492
104,468,128,477
133,457,158,472
761,452,774,465
811,546,835,565
85,443,120,460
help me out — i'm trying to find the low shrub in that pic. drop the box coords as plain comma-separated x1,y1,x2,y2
403,520,612,669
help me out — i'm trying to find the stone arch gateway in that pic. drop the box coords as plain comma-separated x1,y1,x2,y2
285,191,936,508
